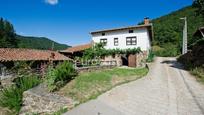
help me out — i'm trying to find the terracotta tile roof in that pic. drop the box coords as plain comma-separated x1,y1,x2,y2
60,43,92,53
0,48,71,62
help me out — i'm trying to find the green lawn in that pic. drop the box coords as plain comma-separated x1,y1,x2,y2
58,67,148,104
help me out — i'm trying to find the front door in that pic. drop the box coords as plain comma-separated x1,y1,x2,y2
128,54,136,67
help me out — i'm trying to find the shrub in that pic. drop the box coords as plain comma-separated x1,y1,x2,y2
45,61,77,92
0,86,23,113
0,75,41,113
83,43,141,60
178,40,204,83
191,67,204,83
12,61,34,75
153,44,179,57
14,74,41,91
54,61,77,81
177,52,194,69
146,50,155,62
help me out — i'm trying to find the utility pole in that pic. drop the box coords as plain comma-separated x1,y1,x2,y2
180,17,188,54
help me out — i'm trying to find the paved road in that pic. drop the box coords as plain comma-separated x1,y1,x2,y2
64,57,204,115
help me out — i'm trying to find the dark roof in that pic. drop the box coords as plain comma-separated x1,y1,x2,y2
90,24,153,34
60,43,92,53
194,27,204,38
0,48,71,62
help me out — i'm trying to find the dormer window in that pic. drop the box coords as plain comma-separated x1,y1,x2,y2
129,30,134,33
102,33,105,36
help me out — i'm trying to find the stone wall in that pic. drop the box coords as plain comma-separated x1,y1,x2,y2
101,55,122,66
20,84,75,114
136,51,148,67
99,52,148,68
0,75,16,89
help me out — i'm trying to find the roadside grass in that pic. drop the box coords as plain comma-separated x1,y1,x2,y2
190,67,204,83
0,92,15,115
58,67,148,104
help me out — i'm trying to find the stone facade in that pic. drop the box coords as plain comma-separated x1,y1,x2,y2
100,52,148,68
101,55,122,67
136,51,148,67
20,84,76,115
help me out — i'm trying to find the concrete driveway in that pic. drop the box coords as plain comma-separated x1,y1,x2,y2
64,57,204,115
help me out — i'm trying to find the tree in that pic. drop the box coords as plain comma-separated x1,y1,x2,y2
193,0,204,17
0,18,17,48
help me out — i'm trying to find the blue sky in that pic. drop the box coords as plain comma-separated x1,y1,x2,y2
0,0,192,46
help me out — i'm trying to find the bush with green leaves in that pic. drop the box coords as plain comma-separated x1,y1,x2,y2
0,75,40,113
146,50,155,62
83,43,141,60
0,86,22,114
14,74,41,91
153,43,179,57
45,61,77,92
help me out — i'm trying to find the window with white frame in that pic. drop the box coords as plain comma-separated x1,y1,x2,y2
100,39,107,46
114,38,118,46
126,36,137,45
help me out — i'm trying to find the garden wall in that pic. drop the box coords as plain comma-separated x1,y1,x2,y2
20,84,75,114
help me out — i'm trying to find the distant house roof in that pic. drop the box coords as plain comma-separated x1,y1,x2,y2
194,27,204,38
0,48,71,62
60,43,92,53
90,24,153,34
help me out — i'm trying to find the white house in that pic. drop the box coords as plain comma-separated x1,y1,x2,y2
90,18,153,67
91,18,153,51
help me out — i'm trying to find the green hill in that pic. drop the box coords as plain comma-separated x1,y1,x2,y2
151,6,204,56
0,17,70,50
16,35,69,50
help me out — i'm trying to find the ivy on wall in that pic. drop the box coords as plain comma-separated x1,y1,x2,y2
83,43,141,60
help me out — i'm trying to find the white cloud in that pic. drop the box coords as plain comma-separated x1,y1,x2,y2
45,0,59,5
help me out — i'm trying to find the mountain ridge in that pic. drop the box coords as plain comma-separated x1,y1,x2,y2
16,35,70,50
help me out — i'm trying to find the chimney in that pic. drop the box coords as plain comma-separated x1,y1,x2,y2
50,52,55,59
144,17,150,25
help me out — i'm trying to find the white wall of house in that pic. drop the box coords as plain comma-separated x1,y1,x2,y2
91,27,151,51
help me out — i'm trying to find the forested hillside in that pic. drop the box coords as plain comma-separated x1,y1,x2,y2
151,6,204,56
17,35,69,50
0,18,69,50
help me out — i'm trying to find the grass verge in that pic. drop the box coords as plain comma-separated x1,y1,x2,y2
58,67,148,104
190,67,204,83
